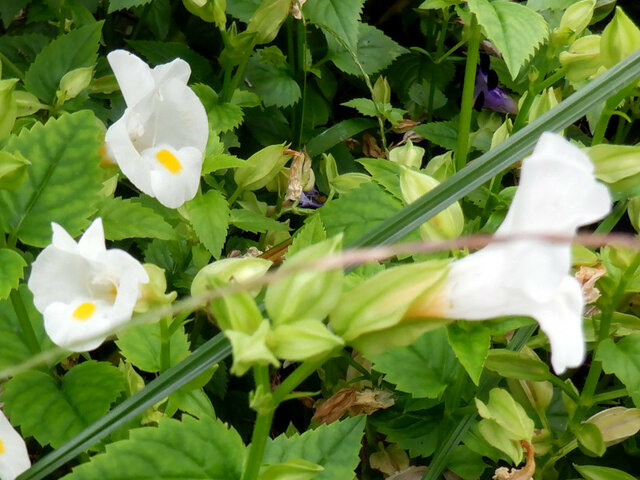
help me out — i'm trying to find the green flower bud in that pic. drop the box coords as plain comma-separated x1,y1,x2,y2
134,264,177,313
320,153,338,185
491,118,513,149
191,257,272,296
400,166,463,240
14,91,47,117
268,319,344,362
389,140,424,169
559,35,603,82
586,144,640,183
600,7,640,68
555,0,596,42
260,459,324,480
528,88,559,125
423,151,455,182
0,78,17,139
182,0,226,29
587,407,640,446
628,197,640,234
372,76,391,106
58,66,94,102
226,320,280,376
0,151,29,191
246,0,291,45
330,172,371,194
235,143,292,191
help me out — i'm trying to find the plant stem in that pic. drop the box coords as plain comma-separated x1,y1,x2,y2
221,55,251,103
592,387,628,404
228,186,243,205
159,317,171,372
242,366,273,480
0,52,24,80
10,289,40,355
454,14,480,171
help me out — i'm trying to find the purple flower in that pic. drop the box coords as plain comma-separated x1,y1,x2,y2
299,187,325,209
473,53,518,115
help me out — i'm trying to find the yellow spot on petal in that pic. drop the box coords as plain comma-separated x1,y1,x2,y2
0,439,4,454
72,302,96,321
156,149,183,174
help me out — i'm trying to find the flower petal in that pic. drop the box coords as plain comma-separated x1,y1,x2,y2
146,145,203,208
103,249,149,325
0,410,30,480
44,298,114,351
107,50,156,106
151,58,191,87
77,218,107,260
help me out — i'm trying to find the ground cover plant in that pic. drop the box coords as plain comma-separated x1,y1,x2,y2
4,0,640,479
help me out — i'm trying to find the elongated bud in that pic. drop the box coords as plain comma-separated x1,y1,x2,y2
587,407,640,446
586,144,640,184
400,166,463,240
491,118,513,149
372,76,391,105
389,140,424,169
246,0,291,44
182,0,226,29
134,264,177,313
268,319,344,362
0,78,17,139
58,66,93,101
528,88,559,125
554,0,596,44
600,7,640,68
235,143,292,191
330,172,371,194
423,151,455,181
559,35,603,82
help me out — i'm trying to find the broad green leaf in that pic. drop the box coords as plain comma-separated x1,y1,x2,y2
447,322,491,386
328,23,407,76
475,389,534,441
303,0,364,50
127,41,214,83
467,0,548,79
574,464,636,480
116,322,191,373
0,248,25,300
369,407,440,457
99,197,176,241
341,98,377,117
484,349,550,381
0,284,55,370
446,445,487,479
319,182,403,245
372,328,459,398
108,0,152,13
166,387,215,419
0,0,31,28
263,416,365,480
0,151,30,190
245,51,301,107
0,78,18,139
0,110,103,247
357,158,402,198
287,215,327,258
575,422,605,457
24,22,103,103
596,334,640,407
306,118,376,158
3,361,124,449
413,121,458,151
0,33,48,80
419,0,462,9
226,0,261,22
192,84,244,133
62,416,245,480
230,209,290,233
185,190,230,260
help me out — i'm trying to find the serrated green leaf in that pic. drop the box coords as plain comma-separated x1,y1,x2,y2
357,158,402,198
24,23,103,103
596,334,640,407
99,197,176,241
287,215,327,258
372,328,459,398
0,0,31,28
126,41,215,83
304,0,363,50
0,110,103,247
107,0,152,13
2,361,124,449
419,0,462,9
62,415,245,480
341,98,378,117
467,0,548,79
0,33,48,80
319,182,403,245
116,322,191,373
413,121,458,151
0,284,55,370
230,209,290,233
328,23,407,76
369,407,440,457
263,416,365,480
192,84,244,133
166,387,215,419
245,51,301,107
0,248,25,300
0,151,30,190
446,445,487,479
574,464,636,480
306,118,377,158
185,190,230,259
447,322,490,386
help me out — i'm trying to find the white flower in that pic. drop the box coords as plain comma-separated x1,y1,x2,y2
0,410,30,480
105,50,208,208
444,132,611,374
28,218,149,352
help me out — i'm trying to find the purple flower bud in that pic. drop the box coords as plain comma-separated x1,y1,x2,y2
473,53,518,115
298,186,326,209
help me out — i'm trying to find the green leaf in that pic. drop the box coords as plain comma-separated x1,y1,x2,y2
192,84,244,133
24,23,103,103
0,0,31,28
0,284,55,370
446,445,487,479
447,322,491,386
467,0,548,79
0,151,30,190
357,157,402,198
0,248,25,300
127,41,215,83
185,190,230,260
99,197,176,241
306,118,377,158
166,387,215,420
62,416,245,480
575,422,606,457
372,328,459,398
0,110,103,247
319,182,403,245
303,0,364,50
116,322,191,373
246,50,301,107
341,98,378,117
369,407,440,457
263,416,365,480
413,121,458,151
596,334,640,407
226,0,261,22
419,0,462,9
108,0,152,13
2,361,124,449
574,464,636,480
230,209,290,233
328,23,407,76
484,349,551,381
287,215,327,258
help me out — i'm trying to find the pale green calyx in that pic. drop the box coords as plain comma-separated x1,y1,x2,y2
389,140,424,169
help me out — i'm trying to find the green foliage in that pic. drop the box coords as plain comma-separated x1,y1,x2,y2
185,190,230,259
263,416,366,480
3,361,124,448
192,84,244,132
303,0,364,50
0,248,25,300
413,122,458,151
246,49,301,107
0,110,103,247
573,464,636,480
447,322,490,386
24,22,103,103
229,209,289,233
99,197,176,241
108,0,153,13
596,333,640,407
372,328,459,398
468,0,548,79
63,415,245,479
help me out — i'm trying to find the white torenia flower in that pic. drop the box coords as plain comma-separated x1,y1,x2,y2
0,410,30,480
28,218,149,352
444,132,611,374
105,50,208,208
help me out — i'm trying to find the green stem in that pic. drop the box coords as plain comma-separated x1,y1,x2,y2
0,52,24,80
454,14,481,171
242,366,272,480
228,186,243,205
547,374,579,402
10,289,40,355
221,55,251,103
296,19,307,148
273,359,326,404
595,200,628,234
592,387,628,404
159,317,171,373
